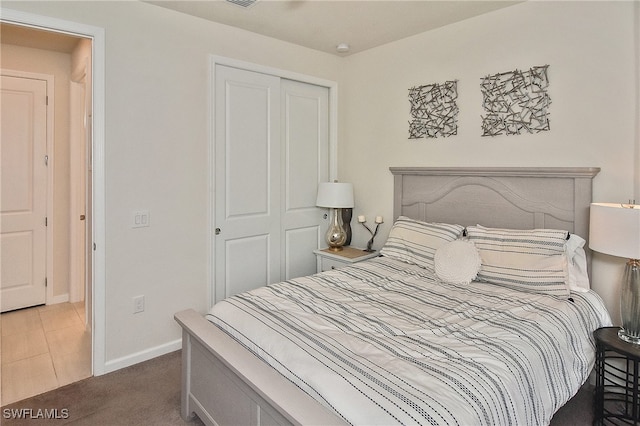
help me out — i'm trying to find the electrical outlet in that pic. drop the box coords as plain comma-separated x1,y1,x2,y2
133,295,145,314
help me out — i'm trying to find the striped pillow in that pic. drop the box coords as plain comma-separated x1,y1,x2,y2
380,217,464,271
467,225,570,298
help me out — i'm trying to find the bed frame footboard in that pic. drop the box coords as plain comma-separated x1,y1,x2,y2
174,309,345,426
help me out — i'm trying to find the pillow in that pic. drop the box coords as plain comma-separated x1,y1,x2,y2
434,240,482,284
380,216,465,271
566,234,590,292
467,225,570,298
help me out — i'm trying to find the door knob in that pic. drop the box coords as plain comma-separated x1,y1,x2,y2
215,228,221,235
80,215,86,220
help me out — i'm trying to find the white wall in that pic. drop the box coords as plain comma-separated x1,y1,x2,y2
2,1,342,368
340,1,639,322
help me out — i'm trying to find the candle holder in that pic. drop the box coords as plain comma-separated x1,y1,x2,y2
359,216,383,252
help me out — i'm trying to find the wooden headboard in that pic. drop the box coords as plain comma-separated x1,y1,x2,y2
390,167,600,241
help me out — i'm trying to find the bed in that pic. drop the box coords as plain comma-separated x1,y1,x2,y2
175,167,612,426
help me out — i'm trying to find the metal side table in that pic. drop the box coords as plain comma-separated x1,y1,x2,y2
595,327,640,425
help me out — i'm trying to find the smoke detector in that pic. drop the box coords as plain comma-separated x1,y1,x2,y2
336,43,350,53
226,0,259,8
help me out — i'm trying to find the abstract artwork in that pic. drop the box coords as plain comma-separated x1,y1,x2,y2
480,65,551,137
408,80,458,139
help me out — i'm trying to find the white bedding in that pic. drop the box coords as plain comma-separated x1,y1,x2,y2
207,256,611,426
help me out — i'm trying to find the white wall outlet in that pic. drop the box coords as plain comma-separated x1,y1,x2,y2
132,210,150,228
133,295,145,314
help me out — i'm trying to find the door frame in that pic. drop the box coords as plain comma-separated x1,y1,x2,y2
208,55,338,308
1,8,107,375
0,69,54,307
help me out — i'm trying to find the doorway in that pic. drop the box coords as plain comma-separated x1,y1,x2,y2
0,22,93,404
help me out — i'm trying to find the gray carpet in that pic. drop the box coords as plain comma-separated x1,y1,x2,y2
2,349,593,425
1,351,203,426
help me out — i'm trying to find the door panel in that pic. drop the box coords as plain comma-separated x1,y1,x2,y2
215,66,281,302
225,235,270,298
226,82,270,218
284,227,320,279
281,80,329,280
1,75,47,312
2,232,33,287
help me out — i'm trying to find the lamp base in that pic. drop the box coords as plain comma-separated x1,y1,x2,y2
618,328,640,345
325,208,347,252
619,259,640,345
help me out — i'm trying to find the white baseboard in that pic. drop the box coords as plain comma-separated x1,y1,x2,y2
48,293,70,305
102,338,181,375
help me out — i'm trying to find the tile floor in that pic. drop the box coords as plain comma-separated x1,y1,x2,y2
0,302,91,406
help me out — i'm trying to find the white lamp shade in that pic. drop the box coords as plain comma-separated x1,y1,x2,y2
589,202,640,259
316,182,354,208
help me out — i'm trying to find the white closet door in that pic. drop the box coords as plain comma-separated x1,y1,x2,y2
214,65,281,301
214,65,330,303
281,79,329,280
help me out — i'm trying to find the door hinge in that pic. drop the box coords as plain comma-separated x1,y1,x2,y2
45,155,49,166
46,96,48,106
45,277,48,287
93,242,97,251
45,217,48,226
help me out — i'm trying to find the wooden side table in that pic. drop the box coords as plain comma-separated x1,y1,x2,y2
594,326,640,425
313,246,378,273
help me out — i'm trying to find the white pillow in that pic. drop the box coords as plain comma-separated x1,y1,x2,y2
566,234,590,292
434,240,481,284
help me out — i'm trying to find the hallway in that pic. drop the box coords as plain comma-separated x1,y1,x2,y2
0,302,91,406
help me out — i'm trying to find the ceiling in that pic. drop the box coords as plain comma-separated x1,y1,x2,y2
0,1,521,56
147,0,522,56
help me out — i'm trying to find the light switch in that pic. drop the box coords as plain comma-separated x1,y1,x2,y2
132,210,150,228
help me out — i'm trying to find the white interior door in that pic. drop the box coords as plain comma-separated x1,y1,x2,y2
70,80,86,304
215,65,281,302
85,85,93,331
281,79,329,279
1,75,48,312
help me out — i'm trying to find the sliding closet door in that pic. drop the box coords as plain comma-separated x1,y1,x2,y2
281,79,329,280
214,65,330,303
214,65,282,301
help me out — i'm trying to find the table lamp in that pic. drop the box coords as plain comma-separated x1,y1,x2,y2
590,202,640,344
316,182,354,251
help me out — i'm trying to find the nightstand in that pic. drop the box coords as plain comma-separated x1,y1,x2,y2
594,326,640,425
313,247,378,273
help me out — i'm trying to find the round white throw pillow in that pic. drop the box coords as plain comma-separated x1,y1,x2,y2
434,240,481,284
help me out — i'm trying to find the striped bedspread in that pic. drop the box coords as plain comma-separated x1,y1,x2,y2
207,256,611,426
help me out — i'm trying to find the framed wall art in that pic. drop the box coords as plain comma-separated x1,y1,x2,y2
480,65,551,137
408,80,458,139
